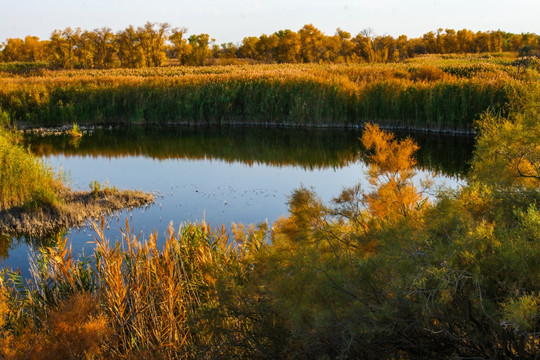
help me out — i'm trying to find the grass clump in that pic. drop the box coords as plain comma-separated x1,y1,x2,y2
0,219,237,359
89,180,117,198
0,123,61,210
70,123,82,138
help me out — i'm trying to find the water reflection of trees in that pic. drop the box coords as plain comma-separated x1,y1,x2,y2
25,126,474,177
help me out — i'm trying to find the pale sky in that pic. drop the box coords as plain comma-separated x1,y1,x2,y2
1,0,538,45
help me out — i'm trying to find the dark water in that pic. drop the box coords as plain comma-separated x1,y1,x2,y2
1,126,474,274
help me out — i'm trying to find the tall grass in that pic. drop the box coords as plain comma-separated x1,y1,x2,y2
0,218,242,358
0,123,61,210
0,55,534,131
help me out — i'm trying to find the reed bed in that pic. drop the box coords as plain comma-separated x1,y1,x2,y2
0,126,60,210
0,218,243,358
0,56,534,131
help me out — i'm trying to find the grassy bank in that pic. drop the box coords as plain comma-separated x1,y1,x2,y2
1,54,537,131
0,112,154,238
0,123,61,210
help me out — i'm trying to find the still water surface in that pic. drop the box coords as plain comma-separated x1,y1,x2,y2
1,126,474,274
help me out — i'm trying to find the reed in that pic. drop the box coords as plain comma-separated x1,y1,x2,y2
0,217,240,358
0,56,533,131
0,124,61,210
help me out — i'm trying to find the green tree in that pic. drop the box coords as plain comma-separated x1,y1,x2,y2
183,33,211,66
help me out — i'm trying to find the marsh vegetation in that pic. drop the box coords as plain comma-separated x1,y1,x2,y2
1,55,535,131
1,100,539,357
0,25,539,357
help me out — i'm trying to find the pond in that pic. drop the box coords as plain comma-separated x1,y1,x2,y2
1,126,475,275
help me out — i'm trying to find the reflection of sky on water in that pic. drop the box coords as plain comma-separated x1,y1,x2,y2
0,153,463,276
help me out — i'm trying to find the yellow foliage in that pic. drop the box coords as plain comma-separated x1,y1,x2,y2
361,123,425,222
0,291,110,360
472,99,540,189
362,123,418,178
31,293,112,360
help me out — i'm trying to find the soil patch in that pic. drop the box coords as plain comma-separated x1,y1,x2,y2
0,188,154,238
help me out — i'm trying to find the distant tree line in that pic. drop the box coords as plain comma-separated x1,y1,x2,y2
1,22,539,68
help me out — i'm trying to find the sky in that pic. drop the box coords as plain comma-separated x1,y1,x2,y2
1,0,538,44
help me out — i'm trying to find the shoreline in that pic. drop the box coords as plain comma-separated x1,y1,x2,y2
0,187,154,238
17,120,476,137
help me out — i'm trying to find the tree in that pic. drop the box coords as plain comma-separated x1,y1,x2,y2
441,29,459,53
216,42,238,59
137,22,170,67
48,28,82,68
275,29,300,63
238,36,259,59
373,35,399,62
474,31,492,53
335,28,356,63
73,30,96,68
457,29,475,53
0,38,25,61
93,27,117,68
183,33,211,66
361,123,425,221
298,24,325,63
116,25,144,68
422,31,438,53
169,27,188,62
352,33,374,63
472,102,540,189
255,34,278,63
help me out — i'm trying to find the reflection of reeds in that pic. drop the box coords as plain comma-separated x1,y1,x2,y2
24,125,474,177
0,57,530,130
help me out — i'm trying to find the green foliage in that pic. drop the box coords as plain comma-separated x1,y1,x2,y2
89,180,101,197
0,57,527,130
89,180,116,198
0,109,10,127
502,294,540,332
0,127,61,210
472,83,540,189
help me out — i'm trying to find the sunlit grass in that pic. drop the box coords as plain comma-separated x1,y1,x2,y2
0,126,62,210
0,55,535,130
0,218,240,358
